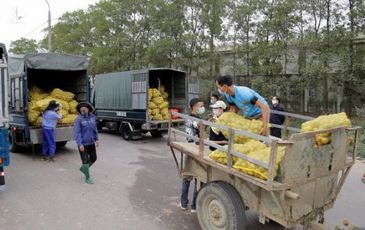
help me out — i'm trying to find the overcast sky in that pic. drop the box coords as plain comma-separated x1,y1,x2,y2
1,0,100,48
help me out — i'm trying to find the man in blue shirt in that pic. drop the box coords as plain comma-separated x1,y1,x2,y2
215,75,270,136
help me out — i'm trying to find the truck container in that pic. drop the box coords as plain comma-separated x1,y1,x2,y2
0,43,10,190
93,68,199,140
8,53,89,153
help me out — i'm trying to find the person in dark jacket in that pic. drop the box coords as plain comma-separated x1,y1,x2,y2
73,102,99,184
181,98,205,213
41,100,62,162
269,96,285,138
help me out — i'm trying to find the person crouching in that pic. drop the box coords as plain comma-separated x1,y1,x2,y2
41,100,62,162
73,102,99,185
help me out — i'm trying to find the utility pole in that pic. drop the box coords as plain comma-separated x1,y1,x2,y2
45,0,51,52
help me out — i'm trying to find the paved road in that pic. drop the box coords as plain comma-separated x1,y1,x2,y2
0,132,364,230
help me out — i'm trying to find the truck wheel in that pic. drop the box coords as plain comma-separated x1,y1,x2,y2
121,124,133,140
56,141,67,148
197,182,247,230
9,132,20,153
97,121,103,132
150,130,162,138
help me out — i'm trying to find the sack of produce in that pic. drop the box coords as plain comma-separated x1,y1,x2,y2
161,108,169,116
216,112,262,144
159,101,169,110
34,116,43,126
28,110,40,123
59,114,78,125
152,97,164,105
148,101,157,109
301,112,352,146
151,108,160,116
68,100,78,114
50,88,75,102
233,146,286,180
162,114,169,120
152,114,163,121
209,140,267,165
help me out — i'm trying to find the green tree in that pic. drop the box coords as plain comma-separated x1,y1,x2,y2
9,38,38,54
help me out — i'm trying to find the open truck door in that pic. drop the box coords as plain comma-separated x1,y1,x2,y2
0,43,10,190
186,75,200,111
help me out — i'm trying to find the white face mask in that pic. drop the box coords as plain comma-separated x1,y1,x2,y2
210,98,217,104
213,108,222,117
198,107,205,115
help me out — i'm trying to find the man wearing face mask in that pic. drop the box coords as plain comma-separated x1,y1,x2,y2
215,75,270,136
73,102,99,184
180,98,205,213
209,100,228,151
210,93,219,105
269,96,285,138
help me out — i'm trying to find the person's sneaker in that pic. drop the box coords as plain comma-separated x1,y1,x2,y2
361,173,365,184
49,157,55,162
190,208,197,213
41,156,48,161
179,203,187,211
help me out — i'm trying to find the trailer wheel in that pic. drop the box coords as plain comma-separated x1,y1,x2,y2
150,130,162,138
121,124,133,140
197,182,247,230
56,141,67,148
9,131,20,153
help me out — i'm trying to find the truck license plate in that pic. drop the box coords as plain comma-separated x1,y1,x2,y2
116,111,127,117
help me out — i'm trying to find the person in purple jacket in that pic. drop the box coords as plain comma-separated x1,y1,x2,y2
73,102,99,184
41,100,62,162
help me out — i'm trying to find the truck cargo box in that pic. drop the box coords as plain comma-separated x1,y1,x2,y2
8,53,89,151
93,68,199,140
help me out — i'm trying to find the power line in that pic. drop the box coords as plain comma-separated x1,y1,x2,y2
22,20,48,38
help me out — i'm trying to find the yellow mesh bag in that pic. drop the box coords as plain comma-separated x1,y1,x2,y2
59,114,78,125
50,88,75,102
68,100,78,114
216,112,262,144
28,110,40,123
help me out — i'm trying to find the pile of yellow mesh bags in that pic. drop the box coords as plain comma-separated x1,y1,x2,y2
28,86,79,127
301,112,352,146
209,140,286,180
216,112,262,144
148,85,169,121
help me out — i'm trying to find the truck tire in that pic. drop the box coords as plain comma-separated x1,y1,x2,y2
9,131,20,153
56,141,67,148
96,121,103,132
197,182,247,230
121,124,133,140
150,130,162,138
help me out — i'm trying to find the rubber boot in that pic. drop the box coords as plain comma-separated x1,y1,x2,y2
82,164,94,184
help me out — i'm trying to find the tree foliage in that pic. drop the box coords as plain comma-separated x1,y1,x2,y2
9,0,364,113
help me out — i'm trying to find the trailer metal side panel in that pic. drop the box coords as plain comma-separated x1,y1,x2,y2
94,71,141,110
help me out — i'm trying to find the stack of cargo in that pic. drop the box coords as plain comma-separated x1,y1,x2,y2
148,85,169,121
28,86,79,127
300,112,352,146
209,140,286,180
216,112,262,144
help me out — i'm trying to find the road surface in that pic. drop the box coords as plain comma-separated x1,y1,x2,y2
0,132,364,230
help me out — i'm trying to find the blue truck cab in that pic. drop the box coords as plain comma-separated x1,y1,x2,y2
0,43,10,190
